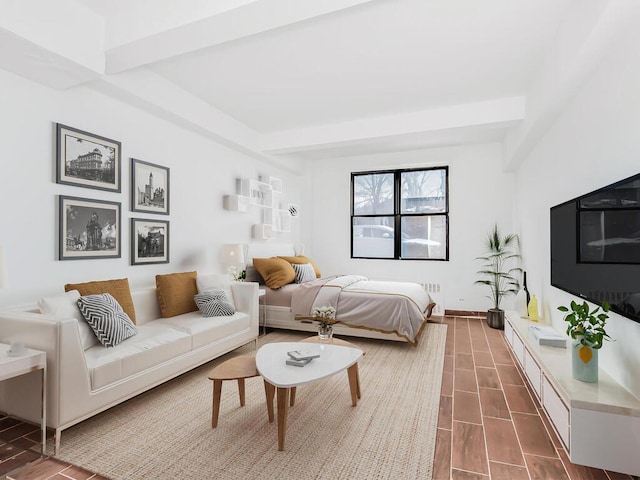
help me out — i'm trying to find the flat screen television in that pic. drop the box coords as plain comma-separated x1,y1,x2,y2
550,172,640,324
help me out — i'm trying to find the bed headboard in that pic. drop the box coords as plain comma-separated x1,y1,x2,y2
246,243,298,262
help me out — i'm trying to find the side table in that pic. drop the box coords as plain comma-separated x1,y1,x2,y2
0,344,46,456
258,288,266,336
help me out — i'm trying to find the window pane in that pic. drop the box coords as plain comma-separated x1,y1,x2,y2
401,216,447,259
352,217,395,258
353,173,394,215
401,169,447,214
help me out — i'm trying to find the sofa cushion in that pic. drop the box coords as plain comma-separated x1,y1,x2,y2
196,274,235,309
65,278,137,324
153,311,250,350
84,325,191,389
77,293,138,347
194,291,235,317
156,271,198,318
38,290,99,350
278,255,321,278
253,257,295,289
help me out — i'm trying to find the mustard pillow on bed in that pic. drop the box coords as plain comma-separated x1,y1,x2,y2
156,271,198,318
278,255,321,278
253,257,296,289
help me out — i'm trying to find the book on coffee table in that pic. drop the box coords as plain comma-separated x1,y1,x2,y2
285,357,313,367
287,350,320,361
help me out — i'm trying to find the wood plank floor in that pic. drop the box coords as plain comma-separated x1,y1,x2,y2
0,316,635,479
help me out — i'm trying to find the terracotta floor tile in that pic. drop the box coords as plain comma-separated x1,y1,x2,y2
471,335,490,352
525,454,570,480
0,424,38,443
489,461,529,480
557,448,610,480
512,413,557,457
483,416,525,466
473,351,494,368
441,372,453,396
490,348,514,365
605,471,634,480
495,364,524,386
453,390,482,424
456,337,473,352
433,428,452,480
455,368,478,392
0,444,23,462
60,465,97,480
538,408,562,448
444,354,454,373
476,367,501,389
478,388,510,419
502,384,537,414
452,421,489,475
0,451,40,477
456,353,475,370
439,395,453,429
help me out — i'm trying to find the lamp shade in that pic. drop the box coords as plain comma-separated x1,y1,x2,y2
220,244,246,269
0,246,7,288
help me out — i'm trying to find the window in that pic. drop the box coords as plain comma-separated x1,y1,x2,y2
351,167,449,260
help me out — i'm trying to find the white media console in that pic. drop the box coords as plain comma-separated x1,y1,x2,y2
504,312,640,476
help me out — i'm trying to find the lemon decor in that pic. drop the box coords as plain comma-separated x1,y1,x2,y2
558,300,611,383
527,295,540,322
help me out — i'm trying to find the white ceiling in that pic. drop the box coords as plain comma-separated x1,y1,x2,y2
5,0,620,163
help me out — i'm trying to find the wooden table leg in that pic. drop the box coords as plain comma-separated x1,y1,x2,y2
212,379,223,427
290,386,297,406
356,364,362,399
276,387,289,451
347,364,359,407
237,378,246,406
264,380,275,423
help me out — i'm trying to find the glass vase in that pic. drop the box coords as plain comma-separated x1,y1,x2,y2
317,324,334,341
572,338,598,383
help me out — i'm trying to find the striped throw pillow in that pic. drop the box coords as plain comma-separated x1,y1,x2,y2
77,293,138,347
292,263,316,284
194,291,235,317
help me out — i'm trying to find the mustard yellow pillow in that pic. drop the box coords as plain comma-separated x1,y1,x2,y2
65,278,137,324
156,271,199,318
278,255,321,278
253,257,296,289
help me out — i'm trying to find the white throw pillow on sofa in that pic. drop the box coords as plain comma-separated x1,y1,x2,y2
196,274,235,309
38,290,99,350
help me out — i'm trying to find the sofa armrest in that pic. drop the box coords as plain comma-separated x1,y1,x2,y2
230,281,258,333
0,311,90,427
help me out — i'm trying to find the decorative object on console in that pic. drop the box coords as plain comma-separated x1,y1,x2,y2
527,294,540,321
514,270,531,318
558,300,611,383
0,245,7,288
131,158,170,215
220,243,247,281
475,224,521,329
56,123,121,193
59,196,121,260
312,305,336,340
131,218,169,265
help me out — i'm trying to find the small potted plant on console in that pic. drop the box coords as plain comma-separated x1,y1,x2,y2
558,300,611,383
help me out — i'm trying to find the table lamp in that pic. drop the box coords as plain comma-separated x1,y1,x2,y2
220,244,247,280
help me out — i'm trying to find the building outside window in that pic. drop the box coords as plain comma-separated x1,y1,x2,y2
351,166,449,260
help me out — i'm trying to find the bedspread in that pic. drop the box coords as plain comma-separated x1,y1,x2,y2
291,275,434,345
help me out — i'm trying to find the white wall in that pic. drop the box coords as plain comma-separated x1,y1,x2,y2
0,68,303,306
307,143,517,313
514,25,640,397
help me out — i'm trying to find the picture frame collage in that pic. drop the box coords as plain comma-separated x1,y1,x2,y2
56,123,170,265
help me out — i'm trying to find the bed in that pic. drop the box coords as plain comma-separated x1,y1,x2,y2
247,244,435,345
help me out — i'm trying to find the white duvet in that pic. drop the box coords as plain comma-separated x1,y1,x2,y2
291,275,434,345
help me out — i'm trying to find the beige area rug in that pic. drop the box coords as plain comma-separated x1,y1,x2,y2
52,324,447,480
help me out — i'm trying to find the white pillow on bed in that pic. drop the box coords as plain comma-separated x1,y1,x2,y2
292,263,316,284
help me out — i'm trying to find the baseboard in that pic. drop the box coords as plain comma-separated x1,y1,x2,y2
444,309,487,318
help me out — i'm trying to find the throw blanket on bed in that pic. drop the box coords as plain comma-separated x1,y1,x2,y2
291,275,434,345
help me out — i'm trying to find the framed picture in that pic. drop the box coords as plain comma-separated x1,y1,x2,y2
131,158,170,215
131,218,169,265
59,196,121,260
56,123,121,192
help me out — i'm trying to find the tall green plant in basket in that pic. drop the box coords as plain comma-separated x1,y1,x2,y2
475,224,522,329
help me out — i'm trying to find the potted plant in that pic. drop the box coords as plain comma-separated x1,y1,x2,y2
558,300,611,382
475,224,521,329
311,305,336,340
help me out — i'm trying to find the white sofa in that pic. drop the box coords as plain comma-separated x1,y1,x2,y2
0,280,258,452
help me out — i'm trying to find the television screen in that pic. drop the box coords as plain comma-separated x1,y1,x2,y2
551,172,640,324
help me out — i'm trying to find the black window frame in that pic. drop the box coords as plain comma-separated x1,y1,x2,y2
350,166,449,261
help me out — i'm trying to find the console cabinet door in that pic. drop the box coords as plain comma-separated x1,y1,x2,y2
524,349,542,400
542,374,570,451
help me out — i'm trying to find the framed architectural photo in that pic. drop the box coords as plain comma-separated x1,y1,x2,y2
131,158,170,215
131,218,169,265
59,196,121,260
56,123,121,192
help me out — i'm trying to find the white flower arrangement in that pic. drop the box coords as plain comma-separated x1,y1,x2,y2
311,306,336,328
